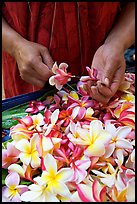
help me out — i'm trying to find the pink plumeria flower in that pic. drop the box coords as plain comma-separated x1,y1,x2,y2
10,123,34,142
2,142,20,169
80,66,98,83
70,158,91,184
67,96,95,120
26,100,45,114
15,134,41,168
2,172,28,202
49,62,73,90
43,109,59,135
70,179,106,202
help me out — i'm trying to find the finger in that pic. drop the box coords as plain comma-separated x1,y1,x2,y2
90,86,110,104
110,65,125,95
20,72,45,87
97,81,113,97
32,59,53,81
101,60,118,87
41,48,54,69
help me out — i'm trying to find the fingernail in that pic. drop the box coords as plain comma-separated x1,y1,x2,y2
104,78,109,87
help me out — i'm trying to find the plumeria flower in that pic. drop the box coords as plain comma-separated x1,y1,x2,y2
20,176,59,202
8,163,40,183
80,66,98,83
92,163,127,191
70,158,91,184
2,172,28,202
49,62,73,90
114,102,135,129
25,100,45,114
30,113,45,131
43,109,59,136
2,141,20,168
67,96,95,120
10,123,34,142
41,153,73,197
70,179,107,202
15,134,41,168
49,94,61,111
104,121,133,159
68,120,112,157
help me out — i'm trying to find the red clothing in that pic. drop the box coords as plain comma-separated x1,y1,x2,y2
2,2,120,98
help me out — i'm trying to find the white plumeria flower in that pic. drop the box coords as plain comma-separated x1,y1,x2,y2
2,172,28,202
41,153,73,197
68,120,112,157
21,176,59,202
104,121,133,158
30,113,45,131
92,163,126,190
126,177,135,202
15,134,41,168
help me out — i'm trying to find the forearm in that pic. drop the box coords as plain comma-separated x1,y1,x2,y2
2,17,26,57
104,2,135,52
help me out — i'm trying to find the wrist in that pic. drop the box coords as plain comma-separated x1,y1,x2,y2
104,36,126,55
12,35,27,58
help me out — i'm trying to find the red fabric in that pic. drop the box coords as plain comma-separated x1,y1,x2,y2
2,2,120,98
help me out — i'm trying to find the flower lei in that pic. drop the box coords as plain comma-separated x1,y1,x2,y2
2,62,135,202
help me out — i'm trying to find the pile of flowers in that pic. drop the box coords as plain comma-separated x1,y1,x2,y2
2,62,135,202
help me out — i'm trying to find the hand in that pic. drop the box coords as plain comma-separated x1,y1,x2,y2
13,39,54,87
90,43,126,104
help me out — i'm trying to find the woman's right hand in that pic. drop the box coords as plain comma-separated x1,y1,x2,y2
13,39,54,87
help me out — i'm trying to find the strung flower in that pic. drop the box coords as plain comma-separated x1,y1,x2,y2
2,172,28,202
2,141,20,168
15,134,41,168
80,66,98,83
49,62,73,90
41,153,73,197
25,100,45,114
49,62,74,90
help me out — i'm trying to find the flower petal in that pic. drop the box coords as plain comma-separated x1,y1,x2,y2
5,172,20,188
116,139,133,149
15,139,31,153
44,153,57,174
56,168,73,182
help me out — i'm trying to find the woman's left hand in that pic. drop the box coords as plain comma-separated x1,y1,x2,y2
90,43,126,104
